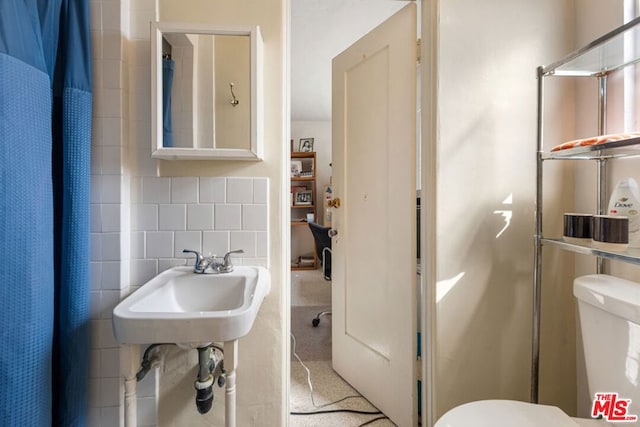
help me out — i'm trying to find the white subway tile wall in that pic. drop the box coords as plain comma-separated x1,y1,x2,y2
226,177,254,203
243,204,268,231
145,232,174,259
203,231,230,257
174,230,201,257
215,203,242,230
158,204,186,230
187,204,214,230
132,177,269,269
142,177,171,204
200,177,226,203
171,177,198,203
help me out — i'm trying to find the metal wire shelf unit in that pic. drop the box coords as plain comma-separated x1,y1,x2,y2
532,16,640,404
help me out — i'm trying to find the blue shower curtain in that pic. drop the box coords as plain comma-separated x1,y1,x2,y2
0,1,92,426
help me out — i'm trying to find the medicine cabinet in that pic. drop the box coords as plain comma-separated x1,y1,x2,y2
151,22,263,160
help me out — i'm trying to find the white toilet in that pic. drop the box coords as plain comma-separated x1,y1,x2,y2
435,274,640,426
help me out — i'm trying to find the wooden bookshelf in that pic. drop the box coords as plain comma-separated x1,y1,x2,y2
290,151,317,270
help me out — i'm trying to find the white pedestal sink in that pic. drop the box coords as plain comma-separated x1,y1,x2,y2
112,265,270,427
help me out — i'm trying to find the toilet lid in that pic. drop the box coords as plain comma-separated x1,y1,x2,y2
435,400,579,427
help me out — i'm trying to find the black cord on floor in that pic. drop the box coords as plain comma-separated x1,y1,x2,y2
290,408,382,416
357,415,390,426
289,332,390,422
290,332,367,410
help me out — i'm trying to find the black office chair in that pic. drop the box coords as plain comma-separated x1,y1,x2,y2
307,221,332,327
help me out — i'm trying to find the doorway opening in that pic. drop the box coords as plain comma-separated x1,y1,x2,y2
288,1,419,426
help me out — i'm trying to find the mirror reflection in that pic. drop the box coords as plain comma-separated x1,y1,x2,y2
151,22,263,161
161,33,250,149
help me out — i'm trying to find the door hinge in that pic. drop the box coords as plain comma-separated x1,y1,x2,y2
416,38,422,64
415,356,422,381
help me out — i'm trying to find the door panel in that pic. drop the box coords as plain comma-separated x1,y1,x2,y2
331,4,417,426
345,47,390,358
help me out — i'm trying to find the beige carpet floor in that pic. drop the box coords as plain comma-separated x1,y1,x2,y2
291,305,331,361
291,269,332,307
290,360,395,427
290,270,395,426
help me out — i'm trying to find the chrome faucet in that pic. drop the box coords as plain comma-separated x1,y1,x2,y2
182,249,215,273
182,249,244,274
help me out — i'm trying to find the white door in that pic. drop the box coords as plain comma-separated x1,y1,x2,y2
331,4,418,426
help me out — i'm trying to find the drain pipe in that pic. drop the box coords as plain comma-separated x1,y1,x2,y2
122,343,230,423
136,343,172,382
194,344,226,414
195,346,215,414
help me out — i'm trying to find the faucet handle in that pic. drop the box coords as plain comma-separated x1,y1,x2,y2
221,249,244,272
223,249,244,263
182,249,205,270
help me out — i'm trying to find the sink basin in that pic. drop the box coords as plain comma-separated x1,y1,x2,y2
112,265,270,345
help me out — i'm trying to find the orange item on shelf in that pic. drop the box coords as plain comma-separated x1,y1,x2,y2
550,132,640,152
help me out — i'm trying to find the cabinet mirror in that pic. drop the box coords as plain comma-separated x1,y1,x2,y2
151,22,263,160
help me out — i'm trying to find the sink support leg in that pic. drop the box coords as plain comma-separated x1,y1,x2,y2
224,340,238,427
121,345,140,427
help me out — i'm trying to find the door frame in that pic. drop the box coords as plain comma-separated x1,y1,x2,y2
420,1,438,426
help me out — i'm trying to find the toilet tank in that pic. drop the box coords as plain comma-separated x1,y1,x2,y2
574,274,640,417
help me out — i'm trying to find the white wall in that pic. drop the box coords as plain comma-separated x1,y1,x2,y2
290,0,405,121
426,0,577,419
